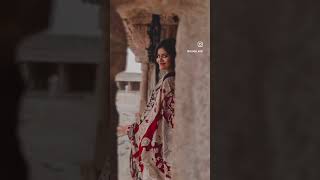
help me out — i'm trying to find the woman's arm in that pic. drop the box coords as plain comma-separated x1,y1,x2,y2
117,111,141,137
117,124,130,136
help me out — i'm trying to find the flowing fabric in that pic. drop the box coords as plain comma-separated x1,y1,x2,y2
128,72,175,180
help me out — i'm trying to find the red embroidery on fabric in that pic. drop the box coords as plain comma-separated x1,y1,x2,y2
163,90,174,128
128,75,175,179
134,124,139,133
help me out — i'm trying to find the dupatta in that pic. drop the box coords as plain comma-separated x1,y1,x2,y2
128,71,175,180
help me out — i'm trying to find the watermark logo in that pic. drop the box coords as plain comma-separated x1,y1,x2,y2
186,41,204,54
197,41,204,47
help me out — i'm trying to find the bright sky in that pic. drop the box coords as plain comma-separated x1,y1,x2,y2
125,48,141,73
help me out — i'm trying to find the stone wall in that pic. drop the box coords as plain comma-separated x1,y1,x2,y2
174,3,210,180
93,4,127,180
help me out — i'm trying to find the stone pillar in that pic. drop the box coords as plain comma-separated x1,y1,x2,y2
116,81,121,90
48,63,68,96
139,63,149,113
127,82,133,91
20,63,35,91
92,60,108,180
57,63,69,95
93,5,127,180
147,63,157,98
92,0,109,178
173,2,210,180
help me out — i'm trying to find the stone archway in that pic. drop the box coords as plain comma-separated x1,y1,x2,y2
120,10,179,113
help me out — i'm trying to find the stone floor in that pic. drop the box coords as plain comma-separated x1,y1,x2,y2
116,91,140,180
19,93,98,180
18,91,139,180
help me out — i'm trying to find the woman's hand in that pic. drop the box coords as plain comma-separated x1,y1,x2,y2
117,124,130,136
135,112,142,123
117,112,141,137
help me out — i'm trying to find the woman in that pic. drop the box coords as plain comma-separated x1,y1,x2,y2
125,38,176,180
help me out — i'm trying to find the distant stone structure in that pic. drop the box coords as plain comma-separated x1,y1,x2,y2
17,34,103,96
115,72,141,92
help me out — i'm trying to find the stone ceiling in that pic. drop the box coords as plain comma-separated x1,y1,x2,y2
118,9,179,63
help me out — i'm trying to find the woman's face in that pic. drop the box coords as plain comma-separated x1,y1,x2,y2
156,48,172,71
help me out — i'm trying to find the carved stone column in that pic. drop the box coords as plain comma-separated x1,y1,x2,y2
127,82,133,91
119,11,178,111
139,62,149,113
174,3,210,180
57,64,69,95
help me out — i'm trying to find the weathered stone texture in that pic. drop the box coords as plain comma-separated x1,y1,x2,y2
174,3,210,180
94,6,127,180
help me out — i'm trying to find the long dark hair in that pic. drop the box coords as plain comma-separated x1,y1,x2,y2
155,38,176,70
